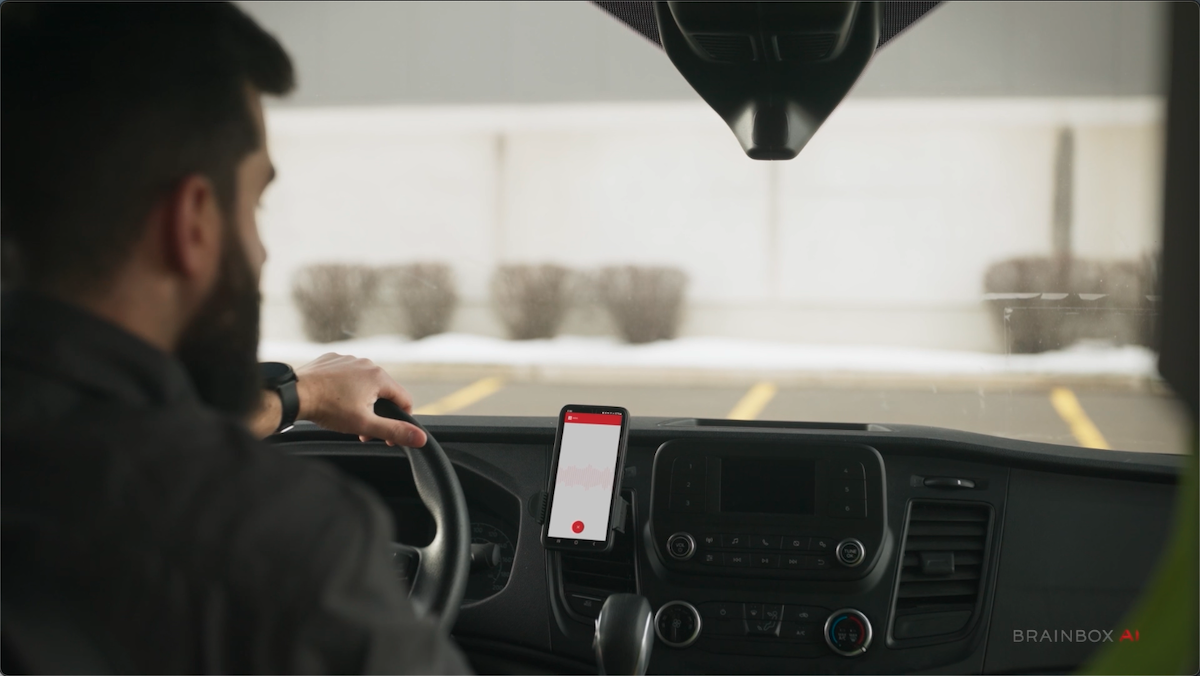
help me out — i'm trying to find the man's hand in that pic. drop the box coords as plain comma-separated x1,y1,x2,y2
249,353,427,447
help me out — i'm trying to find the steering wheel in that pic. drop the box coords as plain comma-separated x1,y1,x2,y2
374,400,470,633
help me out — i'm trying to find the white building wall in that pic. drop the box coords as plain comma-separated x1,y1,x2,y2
258,98,1163,352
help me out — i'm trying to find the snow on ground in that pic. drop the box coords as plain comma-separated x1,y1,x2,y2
259,334,1160,379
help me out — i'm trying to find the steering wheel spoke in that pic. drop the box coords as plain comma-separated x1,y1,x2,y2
389,542,423,593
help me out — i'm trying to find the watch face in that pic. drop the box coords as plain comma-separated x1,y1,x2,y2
260,361,294,386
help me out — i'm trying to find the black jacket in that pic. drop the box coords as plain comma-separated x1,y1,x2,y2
0,291,470,674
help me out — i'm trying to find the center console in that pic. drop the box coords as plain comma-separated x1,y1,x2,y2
650,441,887,581
647,441,889,658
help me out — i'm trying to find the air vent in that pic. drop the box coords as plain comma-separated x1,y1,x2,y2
775,33,838,61
559,490,638,622
692,33,757,62
889,501,992,642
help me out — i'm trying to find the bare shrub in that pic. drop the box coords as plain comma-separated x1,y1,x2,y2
598,265,688,344
983,255,1159,353
292,264,378,343
491,264,572,340
378,263,459,339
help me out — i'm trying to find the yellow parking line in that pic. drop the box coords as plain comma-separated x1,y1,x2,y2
1049,387,1110,450
414,377,505,415
728,382,778,420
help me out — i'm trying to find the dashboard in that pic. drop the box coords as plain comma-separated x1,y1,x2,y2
274,414,1183,674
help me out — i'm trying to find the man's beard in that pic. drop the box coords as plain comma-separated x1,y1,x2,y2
175,231,262,419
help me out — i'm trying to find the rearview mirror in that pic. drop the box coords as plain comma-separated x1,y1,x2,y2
654,1,879,160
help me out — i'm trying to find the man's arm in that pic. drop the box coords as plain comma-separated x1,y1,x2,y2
246,353,428,447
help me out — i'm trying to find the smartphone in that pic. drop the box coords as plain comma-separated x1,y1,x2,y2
541,404,631,553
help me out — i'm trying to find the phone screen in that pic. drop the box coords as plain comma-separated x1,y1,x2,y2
546,409,625,542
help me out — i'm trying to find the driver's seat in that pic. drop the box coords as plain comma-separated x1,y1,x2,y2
1,512,123,675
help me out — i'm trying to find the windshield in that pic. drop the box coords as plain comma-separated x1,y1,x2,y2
248,0,1190,455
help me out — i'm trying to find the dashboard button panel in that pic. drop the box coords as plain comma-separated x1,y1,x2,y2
673,456,707,475
670,493,704,513
699,601,738,620
822,460,865,479
671,474,705,495
830,480,867,499
697,603,832,644
723,552,751,566
754,554,780,568
781,622,821,642
828,499,868,519
721,534,749,549
651,442,886,581
784,536,811,550
752,535,782,549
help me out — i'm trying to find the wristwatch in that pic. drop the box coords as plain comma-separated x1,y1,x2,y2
260,362,300,434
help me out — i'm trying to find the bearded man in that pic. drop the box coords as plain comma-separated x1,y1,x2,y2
0,3,469,673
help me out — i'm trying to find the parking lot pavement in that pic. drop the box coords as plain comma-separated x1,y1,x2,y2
397,375,1192,455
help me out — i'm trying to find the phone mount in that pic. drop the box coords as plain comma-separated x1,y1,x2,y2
529,491,630,535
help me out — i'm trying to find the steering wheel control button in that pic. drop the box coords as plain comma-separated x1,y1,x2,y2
655,601,702,648
669,494,704,513
828,499,868,519
824,609,873,657
667,532,697,560
836,538,866,567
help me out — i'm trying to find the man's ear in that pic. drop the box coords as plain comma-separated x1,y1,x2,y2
162,174,223,285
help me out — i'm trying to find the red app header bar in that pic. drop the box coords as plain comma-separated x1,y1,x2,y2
563,412,623,426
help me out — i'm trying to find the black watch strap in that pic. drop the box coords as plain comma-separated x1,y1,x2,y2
260,362,300,434
274,379,300,433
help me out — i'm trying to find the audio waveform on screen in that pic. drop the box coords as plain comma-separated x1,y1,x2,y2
558,464,614,491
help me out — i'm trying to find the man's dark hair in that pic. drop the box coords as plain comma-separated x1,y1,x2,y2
1,2,295,291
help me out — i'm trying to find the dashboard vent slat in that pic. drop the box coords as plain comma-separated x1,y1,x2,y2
558,489,638,621
890,501,992,643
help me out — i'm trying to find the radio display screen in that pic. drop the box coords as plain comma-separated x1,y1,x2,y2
721,458,816,515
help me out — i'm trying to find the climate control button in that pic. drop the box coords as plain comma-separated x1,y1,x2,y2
824,608,872,656
655,601,702,648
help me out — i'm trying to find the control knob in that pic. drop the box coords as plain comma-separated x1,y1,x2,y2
654,601,702,648
666,532,696,561
824,608,872,656
835,538,866,567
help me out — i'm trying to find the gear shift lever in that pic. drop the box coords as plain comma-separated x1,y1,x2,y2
593,593,654,675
